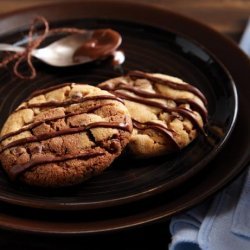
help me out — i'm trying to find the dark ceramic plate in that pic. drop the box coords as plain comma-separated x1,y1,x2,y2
0,1,249,234
0,2,238,211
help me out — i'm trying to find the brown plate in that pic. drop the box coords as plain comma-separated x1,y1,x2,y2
0,1,249,234
0,1,238,211
0,104,249,235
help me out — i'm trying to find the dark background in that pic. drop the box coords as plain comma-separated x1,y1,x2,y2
1,0,250,41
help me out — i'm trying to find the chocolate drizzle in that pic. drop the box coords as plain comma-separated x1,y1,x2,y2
108,90,204,132
0,103,114,143
133,120,180,150
0,83,133,180
0,121,131,154
99,71,208,138
27,82,75,100
9,151,105,180
101,83,207,122
175,99,207,123
128,70,208,105
16,94,124,111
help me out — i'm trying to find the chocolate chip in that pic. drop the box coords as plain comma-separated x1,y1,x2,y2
29,145,43,154
71,92,83,99
109,140,120,153
10,147,26,156
171,113,183,121
111,133,119,139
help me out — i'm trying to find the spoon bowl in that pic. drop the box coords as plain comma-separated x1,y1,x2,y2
0,29,122,67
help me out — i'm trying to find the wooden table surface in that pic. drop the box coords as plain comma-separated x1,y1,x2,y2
1,0,250,41
0,1,249,249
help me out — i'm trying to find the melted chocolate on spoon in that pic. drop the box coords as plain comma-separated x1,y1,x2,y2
73,29,122,62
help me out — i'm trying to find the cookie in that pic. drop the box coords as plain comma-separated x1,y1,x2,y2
99,71,208,157
0,83,133,187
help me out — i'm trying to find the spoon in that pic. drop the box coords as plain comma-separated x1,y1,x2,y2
0,29,122,67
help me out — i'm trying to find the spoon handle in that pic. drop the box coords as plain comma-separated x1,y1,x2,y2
0,44,25,53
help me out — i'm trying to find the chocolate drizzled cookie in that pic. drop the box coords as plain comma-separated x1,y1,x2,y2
99,71,208,157
0,84,132,187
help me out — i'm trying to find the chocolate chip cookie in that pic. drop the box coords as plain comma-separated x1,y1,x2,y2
0,83,133,187
99,71,207,157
